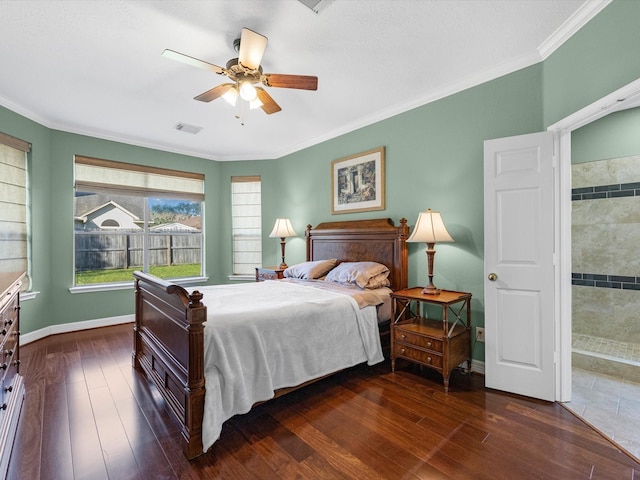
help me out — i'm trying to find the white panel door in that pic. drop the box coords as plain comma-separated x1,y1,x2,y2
484,131,556,401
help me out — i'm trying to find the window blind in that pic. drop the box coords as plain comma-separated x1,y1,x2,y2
231,176,262,275
0,132,31,290
75,156,204,201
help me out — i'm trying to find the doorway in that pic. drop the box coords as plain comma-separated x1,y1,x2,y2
549,76,640,402
550,79,640,461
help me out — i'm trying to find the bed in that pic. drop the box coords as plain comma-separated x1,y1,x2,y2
132,217,409,459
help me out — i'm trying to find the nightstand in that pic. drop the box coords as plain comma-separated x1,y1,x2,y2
390,287,472,392
255,267,285,282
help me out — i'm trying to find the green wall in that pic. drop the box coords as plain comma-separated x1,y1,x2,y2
572,107,640,163
2,0,639,365
543,0,640,127
0,106,53,335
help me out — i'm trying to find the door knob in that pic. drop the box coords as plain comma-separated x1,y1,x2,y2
488,273,498,281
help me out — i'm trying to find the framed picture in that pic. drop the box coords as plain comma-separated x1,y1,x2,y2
331,146,385,214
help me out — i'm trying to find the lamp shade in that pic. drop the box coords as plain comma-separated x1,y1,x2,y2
269,218,297,238
406,209,454,244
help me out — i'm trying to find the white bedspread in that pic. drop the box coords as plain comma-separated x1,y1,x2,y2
195,280,385,451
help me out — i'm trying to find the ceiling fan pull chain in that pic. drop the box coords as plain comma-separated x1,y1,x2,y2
238,100,246,126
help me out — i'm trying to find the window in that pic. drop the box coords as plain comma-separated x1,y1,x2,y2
231,176,262,275
74,156,204,286
0,132,30,291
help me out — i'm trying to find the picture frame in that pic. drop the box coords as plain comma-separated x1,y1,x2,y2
331,146,385,214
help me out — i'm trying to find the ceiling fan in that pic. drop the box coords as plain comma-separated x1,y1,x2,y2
163,28,318,117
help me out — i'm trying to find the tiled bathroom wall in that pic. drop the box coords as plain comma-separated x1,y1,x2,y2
572,154,640,345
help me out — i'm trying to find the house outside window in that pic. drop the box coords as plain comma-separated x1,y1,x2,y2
231,176,262,276
0,132,31,292
73,156,204,287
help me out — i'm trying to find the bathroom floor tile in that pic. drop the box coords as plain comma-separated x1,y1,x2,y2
564,367,640,462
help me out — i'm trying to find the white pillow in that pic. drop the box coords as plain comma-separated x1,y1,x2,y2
283,258,338,280
325,261,390,289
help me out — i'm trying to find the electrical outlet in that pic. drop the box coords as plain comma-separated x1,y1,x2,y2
476,327,485,342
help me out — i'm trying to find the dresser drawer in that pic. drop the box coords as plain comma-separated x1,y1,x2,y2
0,295,18,332
1,329,18,373
0,348,19,394
0,372,20,414
394,329,443,353
0,318,17,353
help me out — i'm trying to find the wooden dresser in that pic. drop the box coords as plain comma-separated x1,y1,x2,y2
0,273,25,479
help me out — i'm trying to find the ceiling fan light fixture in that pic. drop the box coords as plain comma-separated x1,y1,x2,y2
164,27,315,118
239,81,258,101
222,86,239,106
249,97,263,110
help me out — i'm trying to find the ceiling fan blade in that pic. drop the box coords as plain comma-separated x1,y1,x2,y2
194,83,235,102
263,74,318,91
238,28,268,70
162,49,224,75
256,87,281,114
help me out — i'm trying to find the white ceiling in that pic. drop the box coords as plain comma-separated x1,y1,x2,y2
0,0,607,161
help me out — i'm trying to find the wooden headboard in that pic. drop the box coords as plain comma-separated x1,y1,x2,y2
306,218,409,291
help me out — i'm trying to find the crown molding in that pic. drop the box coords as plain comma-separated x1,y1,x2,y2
538,0,612,59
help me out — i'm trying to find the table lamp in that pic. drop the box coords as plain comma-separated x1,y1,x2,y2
269,218,297,269
407,208,454,295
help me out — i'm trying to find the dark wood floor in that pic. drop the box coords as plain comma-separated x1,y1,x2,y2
6,323,639,479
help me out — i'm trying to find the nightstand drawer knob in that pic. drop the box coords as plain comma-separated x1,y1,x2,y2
427,341,432,347
401,334,406,340
427,357,432,363
400,348,406,354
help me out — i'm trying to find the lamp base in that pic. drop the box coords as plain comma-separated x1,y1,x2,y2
279,262,288,269
421,285,441,295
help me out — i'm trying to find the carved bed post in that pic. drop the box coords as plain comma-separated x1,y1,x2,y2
132,277,142,369
396,218,409,290
305,224,313,261
183,289,206,459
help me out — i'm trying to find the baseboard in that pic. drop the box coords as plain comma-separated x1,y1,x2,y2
21,314,134,345
471,359,485,375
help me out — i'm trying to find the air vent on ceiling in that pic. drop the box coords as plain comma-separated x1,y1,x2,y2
297,0,334,14
174,122,203,134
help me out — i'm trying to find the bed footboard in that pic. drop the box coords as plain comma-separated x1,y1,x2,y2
132,271,206,459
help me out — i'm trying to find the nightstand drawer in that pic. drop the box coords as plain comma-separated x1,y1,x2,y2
395,343,443,369
394,329,443,353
